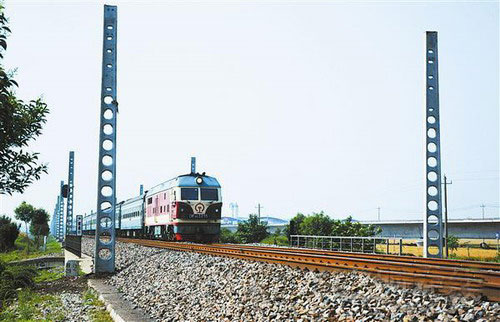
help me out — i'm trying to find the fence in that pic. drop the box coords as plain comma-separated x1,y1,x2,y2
289,235,423,256
64,234,82,258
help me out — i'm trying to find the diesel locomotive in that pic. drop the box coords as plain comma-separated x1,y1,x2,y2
83,162,222,243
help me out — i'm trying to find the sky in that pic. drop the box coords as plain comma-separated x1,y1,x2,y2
0,0,498,225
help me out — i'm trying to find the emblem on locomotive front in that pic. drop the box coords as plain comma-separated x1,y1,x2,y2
194,203,205,214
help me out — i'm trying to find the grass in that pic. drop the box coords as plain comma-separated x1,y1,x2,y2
376,244,500,261
1,288,112,321
33,267,64,283
449,253,500,263
0,235,62,263
83,289,113,322
0,288,65,321
0,234,110,321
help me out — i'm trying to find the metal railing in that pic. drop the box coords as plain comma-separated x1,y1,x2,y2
289,235,423,256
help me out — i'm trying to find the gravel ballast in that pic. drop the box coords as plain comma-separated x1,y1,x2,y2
81,237,499,321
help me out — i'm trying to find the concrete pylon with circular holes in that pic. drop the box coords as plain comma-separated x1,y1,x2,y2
424,31,443,258
94,5,118,273
57,180,65,241
65,151,75,235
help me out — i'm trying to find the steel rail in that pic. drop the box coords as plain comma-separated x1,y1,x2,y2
117,238,500,301
212,243,500,272
209,244,500,287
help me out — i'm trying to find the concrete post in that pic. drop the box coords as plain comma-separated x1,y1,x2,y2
423,31,444,258
65,151,75,235
94,5,118,273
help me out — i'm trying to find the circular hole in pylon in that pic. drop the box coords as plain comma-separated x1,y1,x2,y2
427,171,438,182
427,186,438,196
101,170,113,181
428,230,439,241
98,248,112,260
428,200,438,211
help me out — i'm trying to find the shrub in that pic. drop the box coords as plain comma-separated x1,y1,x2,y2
260,235,288,246
0,216,20,252
446,235,459,253
219,228,239,243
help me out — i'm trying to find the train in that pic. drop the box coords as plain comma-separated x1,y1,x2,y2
82,161,222,243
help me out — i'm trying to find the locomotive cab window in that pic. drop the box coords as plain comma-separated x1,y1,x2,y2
201,188,218,201
181,188,198,200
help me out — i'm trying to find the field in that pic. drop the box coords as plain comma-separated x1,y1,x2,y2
378,238,499,261
292,237,499,261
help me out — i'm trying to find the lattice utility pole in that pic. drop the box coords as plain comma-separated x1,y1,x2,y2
423,31,443,258
52,197,59,238
66,151,75,235
51,199,57,236
94,5,118,273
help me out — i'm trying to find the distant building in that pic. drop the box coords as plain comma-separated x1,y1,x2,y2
228,203,239,218
221,217,243,225
221,216,289,233
360,218,500,239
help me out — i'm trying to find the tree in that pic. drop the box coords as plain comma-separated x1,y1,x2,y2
14,201,34,252
286,213,305,238
236,214,269,243
0,4,49,195
446,235,459,254
0,215,19,252
331,216,381,237
29,208,49,248
299,211,333,236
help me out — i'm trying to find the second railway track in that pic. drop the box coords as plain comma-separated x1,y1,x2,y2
117,238,500,301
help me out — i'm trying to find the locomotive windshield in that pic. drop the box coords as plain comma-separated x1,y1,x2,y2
181,188,198,200
201,188,218,201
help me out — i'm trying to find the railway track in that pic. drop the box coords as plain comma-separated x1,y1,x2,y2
117,238,500,301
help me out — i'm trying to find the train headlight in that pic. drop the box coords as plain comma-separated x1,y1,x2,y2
196,177,203,185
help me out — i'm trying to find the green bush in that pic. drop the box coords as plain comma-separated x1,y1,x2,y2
220,228,239,243
260,235,289,246
0,216,20,252
446,235,459,253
